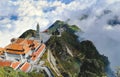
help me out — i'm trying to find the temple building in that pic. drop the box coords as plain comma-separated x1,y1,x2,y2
0,24,46,72
4,38,40,61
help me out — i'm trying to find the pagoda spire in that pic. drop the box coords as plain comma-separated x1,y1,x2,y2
37,23,40,37
36,23,41,42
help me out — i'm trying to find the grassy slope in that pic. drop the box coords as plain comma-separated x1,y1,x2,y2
0,67,44,77
47,20,80,34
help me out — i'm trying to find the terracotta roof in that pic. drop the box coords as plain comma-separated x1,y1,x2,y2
5,44,24,51
0,48,4,55
20,62,31,72
5,50,25,54
10,61,20,70
3,38,40,55
27,40,34,45
23,45,31,54
31,44,45,61
0,48,4,51
15,38,24,43
33,40,40,48
16,38,34,45
0,60,12,67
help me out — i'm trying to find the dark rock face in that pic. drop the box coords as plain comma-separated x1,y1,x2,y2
46,22,109,77
78,40,109,77
79,40,100,59
79,54,107,76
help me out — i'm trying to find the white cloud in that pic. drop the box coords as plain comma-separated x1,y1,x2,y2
17,0,44,17
67,0,97,10
106,0,120,4
76,2,120,72
6,24,12,29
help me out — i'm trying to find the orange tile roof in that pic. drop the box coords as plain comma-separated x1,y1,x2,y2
15,38,24,43
33,40,40,48
27,40,34,45
23,45,31,54
4,38,40,55
10,61,20,69
16,38,34,45
0,48,4,51
31,44,45,61
20,62,31,72
0,60,12,67
0,48,4,55
5,44,24,51
5,50,25,54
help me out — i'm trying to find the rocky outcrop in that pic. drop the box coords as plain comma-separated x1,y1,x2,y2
45,20,109,77
46,32,109,77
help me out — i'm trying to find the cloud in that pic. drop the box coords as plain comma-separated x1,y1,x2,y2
106,0,120,4
75,2,120,72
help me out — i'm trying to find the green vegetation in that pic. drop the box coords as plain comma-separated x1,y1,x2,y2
47,20,80,34
48,20,64,33
68,25,80,32
46,28,109,77
0,67,44,77
19,29,36,39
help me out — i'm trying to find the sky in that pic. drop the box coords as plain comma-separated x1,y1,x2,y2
0,0,120,72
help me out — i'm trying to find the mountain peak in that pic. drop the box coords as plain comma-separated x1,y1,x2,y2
46,20,80,34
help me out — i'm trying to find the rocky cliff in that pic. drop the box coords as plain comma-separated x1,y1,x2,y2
45,20,109,77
